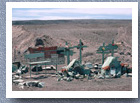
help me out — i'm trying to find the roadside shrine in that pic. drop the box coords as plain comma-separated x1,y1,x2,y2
96,39,118,64
59,39,88,65
24,39,88,78
96,40,131,78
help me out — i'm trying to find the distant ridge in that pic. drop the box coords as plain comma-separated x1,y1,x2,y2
12,19,131,25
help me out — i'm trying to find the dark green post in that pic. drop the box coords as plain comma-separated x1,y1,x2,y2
96,42,108,64
56,64,57,72
66,50,70,65
60,40,87,65
65,41,68,46
14,47,16,62
102,43,105,64
111,39,114,56
97,40,118,64
76,39,87,64
30,64,31,78
79,39,82,64
65,41,71,65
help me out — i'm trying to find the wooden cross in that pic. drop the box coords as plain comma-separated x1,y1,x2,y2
97,40,118,64
106,40,118,56
59,41,76,65
59,39,87,65
71,39,88,64
97,43,110,64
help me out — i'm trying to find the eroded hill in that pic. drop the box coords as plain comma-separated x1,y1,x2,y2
12,20,132,66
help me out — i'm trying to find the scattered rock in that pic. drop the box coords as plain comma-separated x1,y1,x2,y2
126,52,131,56
98,75,105,79
15,70,22,75
24,81,45,88
25,81,39,87
32,65,42,72
93,71,98,75
13,79,24,84
68,72,75,77
20,66,28,74
120,52,124,55
66,77,73,82
85,62,93,69
12,75,22,80
94,64,98,69
75,74,80,79
18,82,26,89
94,64,102,69
73,66,85,75
38,82,45,88
43,65,56,70
12,62,21,72
35,38,44,46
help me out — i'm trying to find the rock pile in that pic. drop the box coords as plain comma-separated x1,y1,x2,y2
57,59,92,82
57,58,132,82
12,75,45,89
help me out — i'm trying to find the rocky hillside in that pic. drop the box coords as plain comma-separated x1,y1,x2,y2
12,19,132,66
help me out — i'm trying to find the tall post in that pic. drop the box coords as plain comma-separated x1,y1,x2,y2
65,41,68,45
65,41,70,65
56,64,57,72
67,50,70,65
102,43,105,64
30,65,31,78
14,47,16,62
111,39,114,56
79,39,82,64
61,40,87,65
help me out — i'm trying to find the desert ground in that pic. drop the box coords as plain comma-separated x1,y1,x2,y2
12,19,132,91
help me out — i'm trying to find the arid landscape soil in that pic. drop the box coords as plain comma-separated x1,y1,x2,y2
12,19,132,91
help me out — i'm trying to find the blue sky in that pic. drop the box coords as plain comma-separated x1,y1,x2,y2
12,8,132,20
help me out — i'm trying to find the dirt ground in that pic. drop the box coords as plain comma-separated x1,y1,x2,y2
12,19,132,91
12,69,132,91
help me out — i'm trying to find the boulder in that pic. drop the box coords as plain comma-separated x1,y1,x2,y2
75,74,80,79
38,82,45,88
85,62,93,69
98,75,105,79
12,62,21,72
93,71,98,75
35,38,44,46
94,64,98,69
120,52,124,55
66,77,73,82
18,82,26,89
25,81,45,88
25,81,39,87
16,69,22,75
21,66,28,74
73,66,85,75
32,65,42,72
13,79,24,84
12,75,22,80
43,65,56,70
94,64,102,69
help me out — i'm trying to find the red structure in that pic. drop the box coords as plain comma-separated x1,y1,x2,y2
28,46,57,58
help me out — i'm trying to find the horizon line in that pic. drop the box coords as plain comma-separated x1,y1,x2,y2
12,18,132,21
